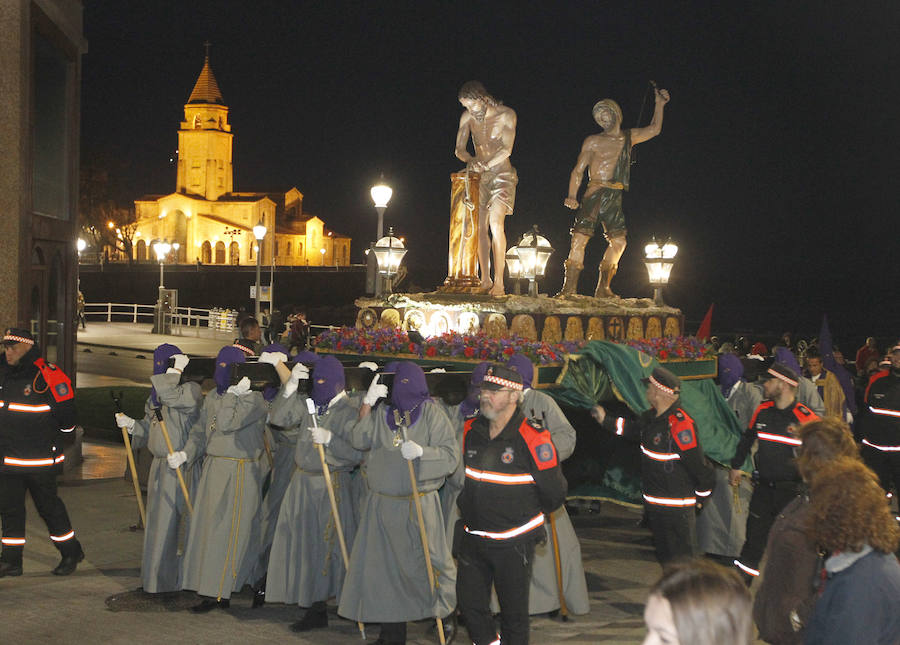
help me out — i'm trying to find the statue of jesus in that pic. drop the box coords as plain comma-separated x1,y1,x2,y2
557,86,670,298
455,81,517,297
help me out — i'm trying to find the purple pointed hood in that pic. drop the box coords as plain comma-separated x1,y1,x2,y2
717,353,744,397
774,346,802,377
311,355,345,412
151,343,181,407
505,354,534,389
459,361,491,418
215,346,247,395
294,350,321,364
387,361,429,429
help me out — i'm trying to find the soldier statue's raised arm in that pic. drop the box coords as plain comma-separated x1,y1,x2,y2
455,81,517,297
557,86,670,298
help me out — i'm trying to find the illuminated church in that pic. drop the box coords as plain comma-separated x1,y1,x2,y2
132,50,350,267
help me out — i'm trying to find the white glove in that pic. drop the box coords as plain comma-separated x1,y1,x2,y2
401,440,424,461
429,367,446,373
172,354,190,371
291,362,310,380
167,451,187,469
363,375,388,406
115,412,135,433
282,363,310,398
358,361,379,372
309,426,332,445
259,351,288,366
227,376,252,396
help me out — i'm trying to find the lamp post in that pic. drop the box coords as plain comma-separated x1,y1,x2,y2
505,246,523,295
643,237,678,306
153,240,172,288
76,237,86,293
516,225,554,297
253,219,267,319
372,227,408,295
370,180,392,241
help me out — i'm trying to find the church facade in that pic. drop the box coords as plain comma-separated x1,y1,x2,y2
132,51,350,267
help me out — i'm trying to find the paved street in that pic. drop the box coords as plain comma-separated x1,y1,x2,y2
3,470,657,644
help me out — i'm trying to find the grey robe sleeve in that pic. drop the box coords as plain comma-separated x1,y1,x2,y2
351,407,378,451
529,391,576,461
268,390,306,428
182,397,211,462
150,372,203,412
128,398,154,450
415,403,459,482
216,391,267,433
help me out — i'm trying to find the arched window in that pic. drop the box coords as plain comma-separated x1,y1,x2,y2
201,241,212,263
286,241,292,256
229,241,239,265
215,241,226,264
136,239,146,261
193,114,201,129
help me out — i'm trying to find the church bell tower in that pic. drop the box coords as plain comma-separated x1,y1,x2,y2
176,45,233,200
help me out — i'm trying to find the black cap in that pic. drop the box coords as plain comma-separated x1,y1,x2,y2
481,364,524,391
641,366,681,395
2,328,35,346
765,362,799,387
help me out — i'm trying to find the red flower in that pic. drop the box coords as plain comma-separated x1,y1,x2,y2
409,343,416,353
426,346,437,357
464,347,475,358
658,349,669,360
503,347,515,356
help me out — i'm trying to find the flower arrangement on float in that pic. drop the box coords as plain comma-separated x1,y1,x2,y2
313,327,713,364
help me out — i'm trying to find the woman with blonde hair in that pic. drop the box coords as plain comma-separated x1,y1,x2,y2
642,558,752,645
804,458,900,644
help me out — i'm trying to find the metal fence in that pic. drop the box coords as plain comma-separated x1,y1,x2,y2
83,303,239,332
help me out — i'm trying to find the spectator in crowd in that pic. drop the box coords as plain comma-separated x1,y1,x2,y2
76,291,86,329
268,307,285,344
803,348,850,423
803,458,900,645
288,310,309,354
234,317,262,355
855,337,880,375
642,558,753,645
753,418,858,645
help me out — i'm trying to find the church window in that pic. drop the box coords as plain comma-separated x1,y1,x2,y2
214,241,225,264
193,115,201,129
229,242,239,265
286,241,291,256
201,241,212,263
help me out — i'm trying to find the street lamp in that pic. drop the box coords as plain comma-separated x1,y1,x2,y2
505,245,523,295
153,240,172,288
643,237,678,306
372,227,408,295
370,180,392,241
515,225,553,297
253,219,267,319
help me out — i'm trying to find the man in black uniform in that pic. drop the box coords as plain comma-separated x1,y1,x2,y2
0,328,84,577
592,366,715,563
456,364,567,645
859,344,900,494
728,362,819,581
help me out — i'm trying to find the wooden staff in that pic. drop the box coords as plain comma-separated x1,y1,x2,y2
153,409,193,515
548,510,569,621
400,425,446,645
110,391,146,528
305,398,366,641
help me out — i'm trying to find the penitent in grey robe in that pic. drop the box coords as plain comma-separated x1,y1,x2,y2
249,421,300,585
697,380,759,558
130,372,202,593
438,402,467,546
180,389,267,600
519,388,590,616
338,400,458,623
265,392,363,606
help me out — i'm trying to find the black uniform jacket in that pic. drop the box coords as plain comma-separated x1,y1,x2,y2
604,402,715,509
860,370,900,449
0,347,76,473
731,399,819,483
458,408,567,545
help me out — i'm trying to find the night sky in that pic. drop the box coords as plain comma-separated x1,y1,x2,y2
80,1,900,342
